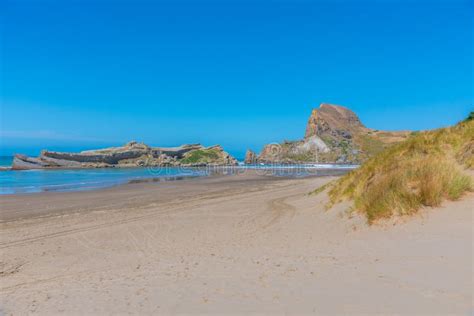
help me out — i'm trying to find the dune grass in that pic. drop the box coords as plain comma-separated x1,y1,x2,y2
325,118,473,224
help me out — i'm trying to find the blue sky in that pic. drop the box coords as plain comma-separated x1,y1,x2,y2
1,0,472,158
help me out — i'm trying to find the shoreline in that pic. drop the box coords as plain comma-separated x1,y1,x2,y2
1,162,360,170
0,171,314,222
0,166,354,196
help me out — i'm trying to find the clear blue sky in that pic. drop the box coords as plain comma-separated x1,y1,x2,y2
1,0,472,158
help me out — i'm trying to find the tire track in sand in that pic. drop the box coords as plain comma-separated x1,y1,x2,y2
260,193,298,230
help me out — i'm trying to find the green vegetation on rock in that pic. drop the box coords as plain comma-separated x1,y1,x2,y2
325,116,474,224
180,149,221,164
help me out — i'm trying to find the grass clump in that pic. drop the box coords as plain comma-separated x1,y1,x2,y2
180,149,220,164
310,182,333,195
327,117,473,224
358,134,386,156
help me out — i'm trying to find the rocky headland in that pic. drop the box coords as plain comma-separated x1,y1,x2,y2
12,141,238,170
251,103,410,164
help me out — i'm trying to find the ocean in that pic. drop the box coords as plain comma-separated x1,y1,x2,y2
0,159,357,195
0,156,13,167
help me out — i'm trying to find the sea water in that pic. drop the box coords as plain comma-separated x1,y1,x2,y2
0,162,358,195
0,156,13,167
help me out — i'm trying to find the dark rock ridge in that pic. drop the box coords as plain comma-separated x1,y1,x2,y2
249,103,410,164
12,141,238,170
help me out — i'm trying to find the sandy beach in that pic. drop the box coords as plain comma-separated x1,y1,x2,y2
0,171,472,315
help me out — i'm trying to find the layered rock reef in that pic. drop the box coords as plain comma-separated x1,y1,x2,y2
252,103,410,164
12,141,238,170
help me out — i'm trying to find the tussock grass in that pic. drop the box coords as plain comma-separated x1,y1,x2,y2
310,182,332,195
327,118,474,224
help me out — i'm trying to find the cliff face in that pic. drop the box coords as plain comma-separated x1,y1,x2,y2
253,103,409,164
12,141,238,170
304,103,367,139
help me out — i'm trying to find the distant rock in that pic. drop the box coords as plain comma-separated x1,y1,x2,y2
252,103,410,164
244,150,257,164
304,103,366,139
12,142,238,170
179,145,238,166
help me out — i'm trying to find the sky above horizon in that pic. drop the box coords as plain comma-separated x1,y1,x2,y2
1,0,473,158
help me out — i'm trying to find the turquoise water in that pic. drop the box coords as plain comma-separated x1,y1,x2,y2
0,156,13,167
0,167,210,195
0,161,357,195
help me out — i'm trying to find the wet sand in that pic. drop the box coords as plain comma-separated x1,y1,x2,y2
0,171,472,314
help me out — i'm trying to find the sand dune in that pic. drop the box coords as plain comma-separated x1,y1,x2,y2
0,172,472,314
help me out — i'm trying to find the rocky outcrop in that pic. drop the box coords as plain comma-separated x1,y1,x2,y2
179,145,238,166
12,141,238,170
304,103,366,139
244,150,258,164
253,103,410,164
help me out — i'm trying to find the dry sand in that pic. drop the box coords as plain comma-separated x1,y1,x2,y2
0,172,472,315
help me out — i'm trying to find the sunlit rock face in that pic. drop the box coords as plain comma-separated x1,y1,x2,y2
244,150,258,164
304,103,366,139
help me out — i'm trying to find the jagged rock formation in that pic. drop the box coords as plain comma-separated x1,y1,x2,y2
12,141,238,170
252,103,410,164
244,150,258,164
304,103,366,139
